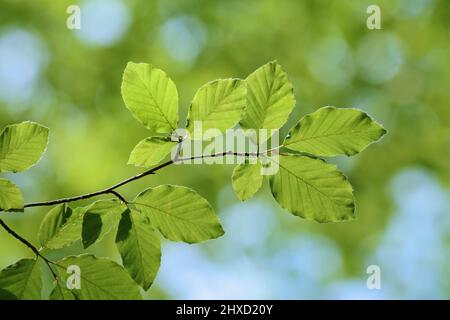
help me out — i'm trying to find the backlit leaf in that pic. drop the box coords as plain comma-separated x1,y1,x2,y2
270,155,355,222
0,178,24,212
0,122,49,173
82,199,127,249
134,185,224,243
0,258,42,300
121,62,179,133
128,136,176,167
53,254,142,300
186,79,246,136
283,107,387,156
231,162,263,201
116,210,161,290
39,204,84,249
240,62,295,129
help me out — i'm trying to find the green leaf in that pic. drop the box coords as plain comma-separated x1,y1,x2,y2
39,204,84,249
240,61,295,129
186,79,246,136
50,276,77,300
269,155,355,223
283,107,387,156
231,162,263,201
53,254,142,300
128,136,176,167
82,199,127,249
0,178,24,212
121,62,179,133
0,289,17,299
116,210,161,290
134,185,224,243
0,258,42,300
0,121,49,173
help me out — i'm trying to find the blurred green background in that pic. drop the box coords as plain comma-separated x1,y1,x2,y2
0,0,449,299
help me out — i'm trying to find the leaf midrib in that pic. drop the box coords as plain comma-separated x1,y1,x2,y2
284,128,374,146
275,158,342,209
131,68,175,131
133,201,205,228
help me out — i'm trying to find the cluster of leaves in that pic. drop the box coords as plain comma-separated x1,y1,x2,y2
0,61,385,300
124,61,385,221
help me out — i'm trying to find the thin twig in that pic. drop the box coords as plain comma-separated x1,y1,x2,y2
107,190,128,204
23,150,276,208
0,149,279,278
0,219,57,279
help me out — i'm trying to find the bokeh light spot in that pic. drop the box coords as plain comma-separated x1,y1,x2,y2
159,15,207,64
356,33,403,84
0,28,47,107
307,36,354,88
75,0,131,47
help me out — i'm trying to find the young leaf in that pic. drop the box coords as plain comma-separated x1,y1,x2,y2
0,258,42,300
53,254,142,300
0,121,49,173
283,106,387,156
269,155,355,223
121,62,179,133
128,136,176,167
116,210,161,290
0,178,24,212
240,61,295,130
38,204,84,249
231,162,263,201
82,199,127,249
134,185,224,243
186,79,246,136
